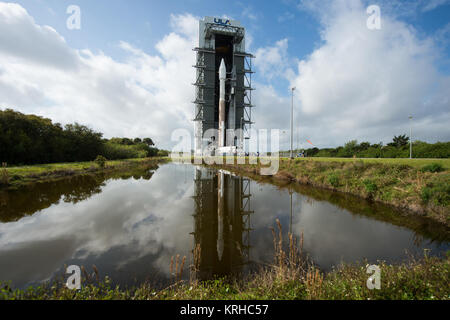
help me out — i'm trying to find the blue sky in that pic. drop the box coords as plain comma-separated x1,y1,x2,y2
17,0,450,74
15,0,323,93
1,0,449,149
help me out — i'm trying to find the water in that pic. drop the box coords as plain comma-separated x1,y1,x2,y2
0,162,448,289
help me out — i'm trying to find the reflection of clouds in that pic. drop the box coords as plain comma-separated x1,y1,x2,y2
247,180,447,270
1,164,447,288
0,164,195,287
0,238,79,285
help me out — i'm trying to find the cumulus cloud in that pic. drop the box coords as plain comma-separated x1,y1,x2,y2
254,39,291,80
0,1,449,151
284,0,450,147
0,2,199,148
0,3,78,69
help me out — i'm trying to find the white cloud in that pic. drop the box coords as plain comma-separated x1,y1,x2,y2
273,0,450,148
0,1,448,152
422,0,450,12
0,3,79,69
0,3,199,149
254,39,292,80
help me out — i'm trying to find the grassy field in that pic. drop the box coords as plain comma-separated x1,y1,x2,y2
280,157,450,169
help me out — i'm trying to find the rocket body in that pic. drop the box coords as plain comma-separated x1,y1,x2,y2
218,59,226,148
217,171,224,261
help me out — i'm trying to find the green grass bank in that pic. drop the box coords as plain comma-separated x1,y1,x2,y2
0,157,169,190
203,157,450,226
1,251,448,300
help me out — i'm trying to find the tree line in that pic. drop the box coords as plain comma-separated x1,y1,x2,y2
0,109,168,165
301,135,449,158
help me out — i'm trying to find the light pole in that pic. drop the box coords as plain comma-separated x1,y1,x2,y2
290,87,296,159
409,115,413,159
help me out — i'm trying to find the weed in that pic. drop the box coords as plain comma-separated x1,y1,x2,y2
95,155,107,169
328,174,340,188
421,163,444,173
363,179,378,194
1,163,9,186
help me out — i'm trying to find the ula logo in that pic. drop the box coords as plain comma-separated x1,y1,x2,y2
214,18,231,26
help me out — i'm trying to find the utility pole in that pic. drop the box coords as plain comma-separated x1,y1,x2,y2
409,115,413,159
290,87,296,159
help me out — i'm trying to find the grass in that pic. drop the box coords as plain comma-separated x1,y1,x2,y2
280,157,450,170
0,157,169,190
1,220,448,300
200,156,450,226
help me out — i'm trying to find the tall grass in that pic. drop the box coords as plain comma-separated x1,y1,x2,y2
1,162,9,186
1,220,448,300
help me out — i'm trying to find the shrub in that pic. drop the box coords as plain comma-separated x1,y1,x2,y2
421,187,432,204
100,142,147,160
363,179,378,194
421,163,444,173
327,174,340,188
421,182,450,206
95,155,107,169
157,150,169,157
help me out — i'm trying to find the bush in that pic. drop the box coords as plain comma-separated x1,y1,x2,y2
363,179,378,194
100,142,147,160
157,150,169,157
421,183,450,206
421,187,432,204
421,163,444,173
327,174,340,188
95,155,107,168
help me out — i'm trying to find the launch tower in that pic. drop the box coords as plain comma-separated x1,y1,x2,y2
193,17,254,155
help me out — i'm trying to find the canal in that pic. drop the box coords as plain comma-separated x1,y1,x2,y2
0,162,448,289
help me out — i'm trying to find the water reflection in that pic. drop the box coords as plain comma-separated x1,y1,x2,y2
0,163,448,289
192,167,252,280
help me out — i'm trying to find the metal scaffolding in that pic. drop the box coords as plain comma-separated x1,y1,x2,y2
193,17,254,155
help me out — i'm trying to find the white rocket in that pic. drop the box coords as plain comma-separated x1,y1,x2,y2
217,171,224,261
217,60,227,260
218,59,226,148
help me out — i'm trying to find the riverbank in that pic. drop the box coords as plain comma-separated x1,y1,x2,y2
2,156,449,226
0,157,169,190
1,252,448,300
204,157,450,226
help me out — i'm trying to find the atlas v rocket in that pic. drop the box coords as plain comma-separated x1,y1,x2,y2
218,59,226,149
193,17,254,155
217,59,226,260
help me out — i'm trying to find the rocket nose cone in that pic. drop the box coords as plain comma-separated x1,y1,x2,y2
219,58,226,79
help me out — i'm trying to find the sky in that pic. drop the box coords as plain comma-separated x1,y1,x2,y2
0,0,449,150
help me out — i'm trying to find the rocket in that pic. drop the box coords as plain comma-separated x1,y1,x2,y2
217,171,224,261
218,59,226,148
217,60,227,260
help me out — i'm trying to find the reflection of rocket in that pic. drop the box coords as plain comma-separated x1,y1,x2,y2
218,59,226,148
217,171,224,261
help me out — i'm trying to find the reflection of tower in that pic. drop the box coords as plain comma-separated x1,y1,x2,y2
192,167,253,280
